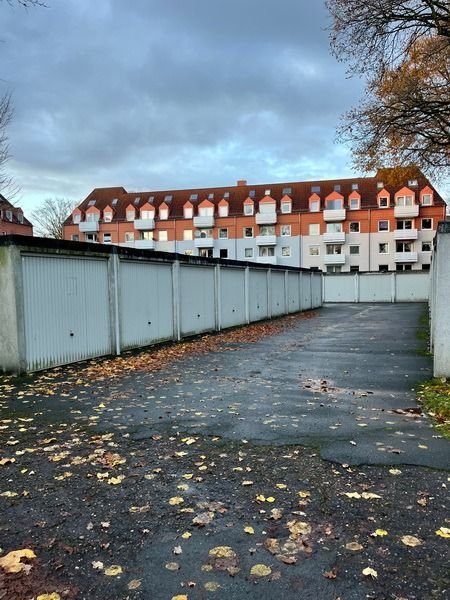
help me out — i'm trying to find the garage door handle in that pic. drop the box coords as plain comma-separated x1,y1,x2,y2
69,332,74,337
148,321,152,325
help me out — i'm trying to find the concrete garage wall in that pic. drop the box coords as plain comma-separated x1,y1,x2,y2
430,222,450,377
323,271,430,303
0,235,323,373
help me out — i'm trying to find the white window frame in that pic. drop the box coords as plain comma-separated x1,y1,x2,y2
243,227,253,238
281,246,291,257
183,230,193,241
309,223,320,236
281,201,291,214
309,200,320,213
244,248,254,258
309,245,320,256
159,230,168,241
244,203,254,216
124,232,134,242
218,205,229,217
378,220,389,232
103,233,112,243
72,213,81,224
349,198,360,210
219,228,228,239
159,208,169,220
378,197,389,208
126,210,135,222
349,245,359,255
378,242,389,254
184,207,193,219
421,194,432,206
349,221,360,233
421,218,433,230
421,241,432,252
280,224,291,236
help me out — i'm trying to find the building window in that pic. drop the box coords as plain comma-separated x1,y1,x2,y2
199,229,213,239
309,223,320,235
379,197,389,208
259,246,275,257
184,207,193,219
112,198,118,205
327,265,342,273
126,210,135,222
219,228,228,239
422,218,432,230
85,233,97,242
350,266,360,272
141,210,154,220
309,246,320,256
379,264,389,272
349,198,359,210
103,233,112,243
244,248,253,258
396,219,413,230
327,222,343,233
309,200,320,212
159,231,168,242
264,189,271,196
244,227,253,238
379,243,389,254
249,190,256,198
183,230,193,241
72,213,81,224
422,264,430,271
281,246,291,257
223,191,230,198
395,195,414,207
281,201,291,213
421,194,432,206
280,224,291,236
396,241,413,253
349,222,360,233
408,179,418,187
219,248,228,258
125,232,134,242
282,187,292,195
311,185,321,193
218,204,229,217
349,245,359,255
334,184,341,192
326,244,342,255
208,193,214,200
377,182,384,189
199,206,214,217
189,193,198,201
159,208,169,220
326,199,343,210
244,203,254,216
87,200,96,207
378,220,389,232
421,242,432,252
103,212,112,222
71,234,79,241
396,263,412,271
259,225,275,236
140,231,153,240
351,183,359,191
184,250,193,256
199,248,213,258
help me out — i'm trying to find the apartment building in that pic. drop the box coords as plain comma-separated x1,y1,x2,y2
0,195,33,236
63,170,446,272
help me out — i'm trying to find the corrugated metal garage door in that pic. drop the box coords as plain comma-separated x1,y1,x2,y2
119,261,174,349
22,255,111,371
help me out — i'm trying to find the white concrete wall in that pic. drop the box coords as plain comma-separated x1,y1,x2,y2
430,223,450,377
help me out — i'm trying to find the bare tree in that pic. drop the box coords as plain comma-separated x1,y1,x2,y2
327,0,450,180
0,93,15,196
31,197,76,239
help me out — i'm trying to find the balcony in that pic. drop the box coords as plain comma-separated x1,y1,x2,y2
324,253,346,265
135,239,155,250
257,255,277,265
323,209,346,222
394,251,418,263
255,235,277,246
323,231,345,244
394,228,418,240
394,205,419,218
194,237,214,248
134,218,155,230
256,212,277,225
193,215,215,228
79,221,99,232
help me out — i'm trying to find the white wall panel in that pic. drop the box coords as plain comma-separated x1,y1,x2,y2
311,273,322,307
249,269,269,321
220,267,246,328
287,272,300,313
359,274,392,302
271,271,286,316
395,272,429,301
324,274,356,302
300,272,312,310
179,265,216,336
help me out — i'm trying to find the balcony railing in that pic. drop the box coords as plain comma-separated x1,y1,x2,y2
134,218,155,230
394,251,418,263
194,237,214,248
394,228,418,240
323,209,346,222
255,235,277,245
323,231,345,244
193,215,215,228
394,205,419,218
135,239,155,250
257,255,277,265
255,212,277,225
324,253,346,265
79,221,99,232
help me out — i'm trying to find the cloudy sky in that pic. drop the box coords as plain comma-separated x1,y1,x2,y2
2,0,369,216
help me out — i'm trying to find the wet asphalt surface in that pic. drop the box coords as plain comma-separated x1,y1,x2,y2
0,303,449,600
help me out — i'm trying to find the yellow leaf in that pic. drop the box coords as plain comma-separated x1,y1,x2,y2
241,480,253,486
244,526,255,535
107,475,125,485
298,490,311,498
104,565,123,576
288,520,311,538
435,527,450,538
174,451,188,457
208,546,236,559
418,444,428,449
401,535,422,547
250,564,272,577
361,492,382,499
371,529,388,537
204,581,221,591
165,562,180,571
0,458,15,466
181,532,191,539
0,491,18,497
127,579,141,590
177,484,189,491
255,494,266,502
0,548,36,573
362,567,378,578
171,596,188,600
345,542,363,551
389,468,402,475
266,496,275,503
182,473,193,480
275,483,287,489
169,496,184,506
181,437,196,445
129,505,151,513
343,492,361,499
37,595,60,600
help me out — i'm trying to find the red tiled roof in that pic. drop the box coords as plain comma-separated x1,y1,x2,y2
64,170,446,224
0,194,33,227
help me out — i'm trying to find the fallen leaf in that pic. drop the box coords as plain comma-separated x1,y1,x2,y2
0,548,36,573
171,596,188,600
269,508,283,520
192,512,213,527
436,527,450,538
92,560,104,570
371,529,388,537
37,594,60,600
165,562,180,571
209,546,236,559
181,532,192,539
104,565,123,576
266,496,275,503
169,496,184,506
244,526,255,535
0,491,18,498
127,579,142,590
345,542,363,551
323,567,337,579
204,581,221,591
250,564,272,577
362,567,378,579
107,475,125,485
0,458,15,466
129,505,151,513
275,483,287,489
297,490,311,498
242,480,253,486
389,468,402,475
361,492,382,499
401,535,422,547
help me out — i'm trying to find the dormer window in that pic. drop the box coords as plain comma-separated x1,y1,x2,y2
379,197,389,208
103,211,113,223
408,179,418,187
421,194,432,206
349,197,359,210
199,205,214,217
282,187,292,195
309,199,320,212
189,194,198,201
72,213,81,224
395,195,414,207
86,212,99,222
184,205,193,219
218,200,229,217
326,198,343,210
141,209,154,219
159,208,168,220
87,199,96,207
244,202,254,216
17,212,23,224
281,200,291,214
126,209,135,222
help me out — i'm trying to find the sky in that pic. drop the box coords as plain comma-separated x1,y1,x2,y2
0,0,420,218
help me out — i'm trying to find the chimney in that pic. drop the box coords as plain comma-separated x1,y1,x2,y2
237,179,247,187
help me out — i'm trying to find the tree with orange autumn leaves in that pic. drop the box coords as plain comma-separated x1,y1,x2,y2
327,0,449,181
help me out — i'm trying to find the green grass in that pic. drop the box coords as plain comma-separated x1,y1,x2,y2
417,379,450,439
